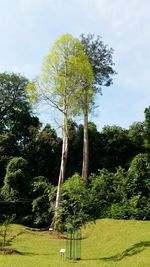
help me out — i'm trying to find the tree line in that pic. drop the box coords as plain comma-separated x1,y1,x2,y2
0,72,149,228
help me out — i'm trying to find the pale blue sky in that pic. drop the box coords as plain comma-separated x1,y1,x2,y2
0,0,150,131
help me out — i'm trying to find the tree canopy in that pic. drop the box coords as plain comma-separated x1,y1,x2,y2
0,73,30,132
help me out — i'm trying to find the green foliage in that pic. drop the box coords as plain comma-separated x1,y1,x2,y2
67,121,148,176
0,133,19,186
25,124,61,184
123,153,150,220
126,153,150,198
100,125,141,171
0,133,18,159
0,63,150,227
55,174,93,231
88,156,150,220
38,33,94,117
2,157,28,196
80,33,116,90
0,72,30,132
128,122,145,147
0,72,41,187
89,167,126,218
31,176,56,226
67,122,83,177
108,203,127,219
25,81,39,104
1,157,30,222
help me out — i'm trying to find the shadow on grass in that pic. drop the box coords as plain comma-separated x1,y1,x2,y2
18,249,56,256
83,241,150,262
100,241,150,262
18,251,52,256
18,251,39,256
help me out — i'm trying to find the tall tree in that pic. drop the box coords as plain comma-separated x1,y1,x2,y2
80,34,116,181
0,73,29,132
0,72,40,183
0,72,40,143
26,34,94,211
72,58,95,182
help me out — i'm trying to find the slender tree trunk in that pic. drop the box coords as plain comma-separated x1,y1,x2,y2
55,126,68,210
54,61,69,227
82,109,88,182
54,109,68,224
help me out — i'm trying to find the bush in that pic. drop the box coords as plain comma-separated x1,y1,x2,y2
124,153,150,219
108,203,128,219
2,157,28,197
55,174,93,231
1,157,30,222
126,153,150,198
31,176,56,227
89,167,126,218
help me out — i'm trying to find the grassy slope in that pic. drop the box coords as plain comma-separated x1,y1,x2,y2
0,219,150,267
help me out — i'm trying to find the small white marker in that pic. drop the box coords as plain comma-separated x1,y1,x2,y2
60,248,66,259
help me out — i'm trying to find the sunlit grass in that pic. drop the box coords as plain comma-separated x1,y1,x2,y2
0,219,149,267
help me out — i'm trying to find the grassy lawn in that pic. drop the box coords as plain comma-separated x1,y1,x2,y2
0,219,150,267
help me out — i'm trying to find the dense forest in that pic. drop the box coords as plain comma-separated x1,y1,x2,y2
0,72,149,229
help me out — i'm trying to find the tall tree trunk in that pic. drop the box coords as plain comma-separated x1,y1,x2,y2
55,130,68,210
82,109,88,182
55,111,68,222
54,61,69,228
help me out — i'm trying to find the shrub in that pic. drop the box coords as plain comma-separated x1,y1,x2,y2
31,176,56,227
55,174,93,231
124,153,150,219
1,157,30,222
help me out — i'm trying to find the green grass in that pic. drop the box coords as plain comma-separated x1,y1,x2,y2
0,219,150,267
